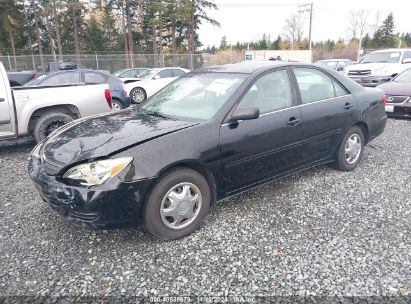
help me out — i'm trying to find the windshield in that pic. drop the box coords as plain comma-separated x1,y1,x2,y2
394,69,411,83
138,69,157,80
360,51,401,64
24,75,46,86
112,69,127,77
317,61,338,69
140,73,247,121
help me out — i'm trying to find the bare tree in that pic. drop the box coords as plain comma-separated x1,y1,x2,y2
371,10,382,36
347,9,370,41
52,0,64,61
283,14,305,50
32,0,46,72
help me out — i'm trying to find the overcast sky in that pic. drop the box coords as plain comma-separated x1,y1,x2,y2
198,0,410,48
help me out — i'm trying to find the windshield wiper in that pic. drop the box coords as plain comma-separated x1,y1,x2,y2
143,111,175,120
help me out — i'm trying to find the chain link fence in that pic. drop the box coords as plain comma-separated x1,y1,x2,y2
0,52,246,72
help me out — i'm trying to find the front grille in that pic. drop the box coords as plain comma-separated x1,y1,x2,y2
386,95,410,104
348,69,371,76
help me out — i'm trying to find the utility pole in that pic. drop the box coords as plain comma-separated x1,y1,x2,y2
298,3,313,50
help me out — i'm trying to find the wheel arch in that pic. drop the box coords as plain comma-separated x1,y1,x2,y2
353,121,369,144
148,161,218,204
28,105,80,135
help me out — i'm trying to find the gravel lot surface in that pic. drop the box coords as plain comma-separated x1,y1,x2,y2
0,119,410,300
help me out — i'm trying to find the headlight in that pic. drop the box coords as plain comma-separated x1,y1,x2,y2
63,157,133,186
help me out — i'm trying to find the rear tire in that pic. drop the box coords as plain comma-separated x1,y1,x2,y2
143,168,211,240
112,99,123,111
334,126,365,171
33,112,74,143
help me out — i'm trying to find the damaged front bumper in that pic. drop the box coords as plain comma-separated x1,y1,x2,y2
28,156,153,228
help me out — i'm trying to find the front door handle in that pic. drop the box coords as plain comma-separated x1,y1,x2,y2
0,97,5,102
286,117,301,127
344,103,354,110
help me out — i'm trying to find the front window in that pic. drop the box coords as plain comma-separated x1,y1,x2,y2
360,51,401,64
393,69,411,83
140,73,247,120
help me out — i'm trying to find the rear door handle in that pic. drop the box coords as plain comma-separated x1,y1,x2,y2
344,103,354,110
286,117,301,127
0,97,5,102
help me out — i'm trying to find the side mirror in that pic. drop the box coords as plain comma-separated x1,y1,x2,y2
402,58,411,64
337,66,344,71
153,75,160,80
230,107,260,122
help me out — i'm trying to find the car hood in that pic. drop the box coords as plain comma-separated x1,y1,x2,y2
377,81,411,96
41,109,198,170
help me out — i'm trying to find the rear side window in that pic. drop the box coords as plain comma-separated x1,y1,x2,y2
42,72,81,86
84,73,106,84
293,68,347,103
157,70,173,78
173,69,185,77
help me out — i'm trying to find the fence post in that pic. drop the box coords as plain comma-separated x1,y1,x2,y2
7,53,12,70
95,52,99,69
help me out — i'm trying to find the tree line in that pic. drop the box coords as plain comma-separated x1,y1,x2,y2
203,12,411,60
0,0,219,70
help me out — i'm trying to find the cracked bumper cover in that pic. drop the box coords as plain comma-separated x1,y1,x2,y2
28,156,153,228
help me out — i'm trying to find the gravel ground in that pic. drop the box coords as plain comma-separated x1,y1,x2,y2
0,119,410,300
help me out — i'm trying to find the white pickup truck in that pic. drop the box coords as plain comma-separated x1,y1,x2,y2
345,48,411,87
0,62,113,143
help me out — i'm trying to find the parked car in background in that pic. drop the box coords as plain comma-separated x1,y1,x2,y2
377,68,411,118
29,61,387,240
112,68,149,82
49,62,84,72
0,62,112,143
7,71,39,87
126,67,189,103
315,59,354,73
345,49,411,87
24,69,130,110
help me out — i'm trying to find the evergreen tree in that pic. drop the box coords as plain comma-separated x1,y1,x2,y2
373,13,397,48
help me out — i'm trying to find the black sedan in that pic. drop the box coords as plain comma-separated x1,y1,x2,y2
28,61,387,240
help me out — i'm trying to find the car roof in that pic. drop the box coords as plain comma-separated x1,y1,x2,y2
372,48,411,53
317,59,347,62
195,61,302,74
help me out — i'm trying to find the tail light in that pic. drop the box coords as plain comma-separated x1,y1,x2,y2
382,94,387,105
122,84,128,97
105,89,112,109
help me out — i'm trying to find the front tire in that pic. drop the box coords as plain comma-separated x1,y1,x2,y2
130,87,147,104
33,112,74,143
334,126,365,171
143,168,211,240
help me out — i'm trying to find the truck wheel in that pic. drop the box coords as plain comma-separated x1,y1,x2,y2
34,112,74,142
143,168,211,240
334,126,365,171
